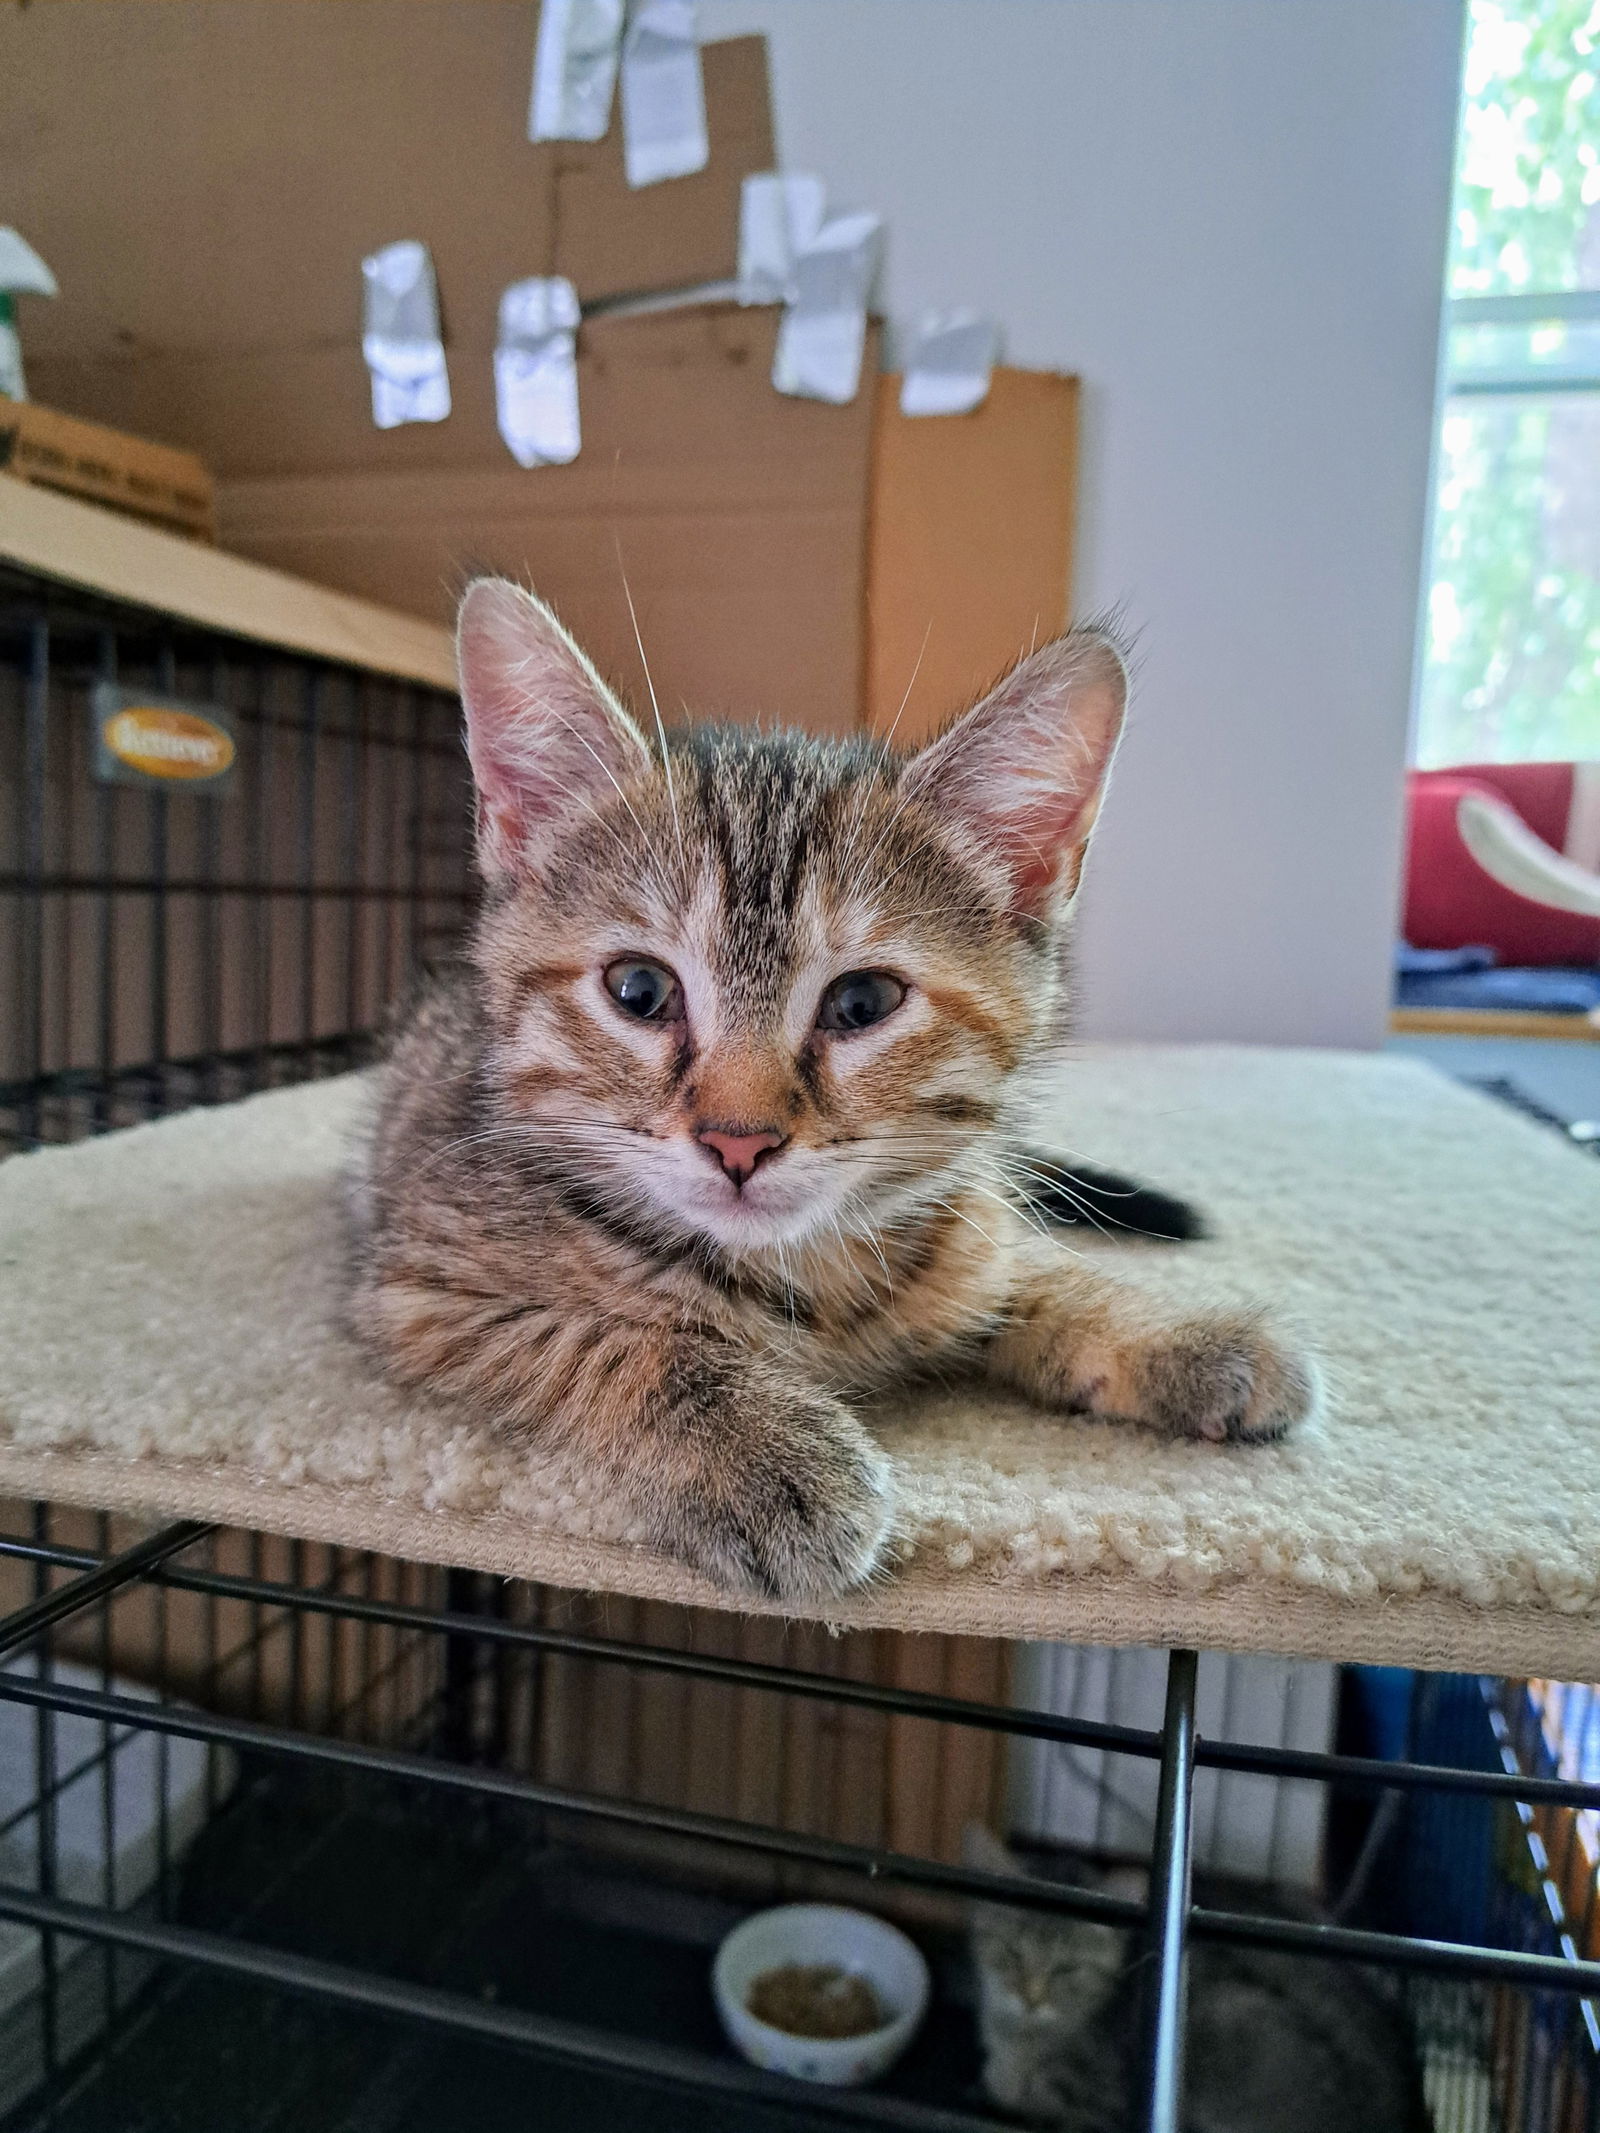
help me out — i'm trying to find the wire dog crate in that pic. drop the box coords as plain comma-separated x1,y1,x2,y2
0,553,470,1154
4,552,1600,2133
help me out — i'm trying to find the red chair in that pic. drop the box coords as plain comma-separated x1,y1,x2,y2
1404,761,1600,965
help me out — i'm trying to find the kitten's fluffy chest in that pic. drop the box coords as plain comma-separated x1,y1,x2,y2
716,1188,1022,1389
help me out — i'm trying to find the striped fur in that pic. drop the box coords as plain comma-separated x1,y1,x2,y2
348,581,1315,1600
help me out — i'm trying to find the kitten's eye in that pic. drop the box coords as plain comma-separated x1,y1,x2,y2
604,959,681,1022
817,969,905,1034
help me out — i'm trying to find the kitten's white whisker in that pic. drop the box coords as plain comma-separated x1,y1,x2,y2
1013,1175,1149,1245
514,691,660,876
553,722,650,842
834,619,934,886
922,1194,1002,1253
966,1180,1059,1248
826,1210,885,1307
885,619,933,754
404,1122,556,1180
1006,1157,1150,1206
853,1212,895,1295
614,535,685,870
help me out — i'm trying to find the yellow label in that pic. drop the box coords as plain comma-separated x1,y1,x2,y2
102,705,235,783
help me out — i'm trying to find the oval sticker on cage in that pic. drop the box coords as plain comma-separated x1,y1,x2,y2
91,684,237,792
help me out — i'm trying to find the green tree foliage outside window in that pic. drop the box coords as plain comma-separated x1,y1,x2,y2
1417,0,1600,766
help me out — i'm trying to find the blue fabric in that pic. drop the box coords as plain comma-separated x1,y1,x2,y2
1347,1665,1414,1762
1395,943,1496,976
1395,947,1600,1013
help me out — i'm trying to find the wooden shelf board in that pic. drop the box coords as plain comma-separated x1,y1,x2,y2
1390,1006,1600,1041
0,473,456,691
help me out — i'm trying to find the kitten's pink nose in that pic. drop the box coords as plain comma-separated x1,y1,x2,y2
695,1125,788,1186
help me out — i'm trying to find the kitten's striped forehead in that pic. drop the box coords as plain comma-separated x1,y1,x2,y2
526,715,1030,1035
673,726,896,1008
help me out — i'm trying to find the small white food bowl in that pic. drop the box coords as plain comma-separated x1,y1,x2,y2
711,1902,931,2088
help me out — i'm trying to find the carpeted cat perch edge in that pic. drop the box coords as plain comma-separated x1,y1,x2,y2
1,1048,1597,1678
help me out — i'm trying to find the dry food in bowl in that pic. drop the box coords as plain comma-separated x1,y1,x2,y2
712,1903,930,2087
747,1962,886,2039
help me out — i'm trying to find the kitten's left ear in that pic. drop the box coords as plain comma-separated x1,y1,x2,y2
903,629,1128,918
457,577,652,883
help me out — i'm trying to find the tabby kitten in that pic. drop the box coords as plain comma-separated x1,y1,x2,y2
348,579,1316,1600
965,1828,1424,2132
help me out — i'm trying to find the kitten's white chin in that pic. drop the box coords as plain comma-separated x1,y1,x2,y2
672,1184,835,1254
635,1153,849,1255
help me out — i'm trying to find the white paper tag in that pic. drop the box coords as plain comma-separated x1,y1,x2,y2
900,312,1000,417
0,315,26,401
737,173,826,306
620,0,709,189
771,209,882,406
361,241,450,430
529,0,626,142
0,228,59,403
0,228,59,299
495,277,582,467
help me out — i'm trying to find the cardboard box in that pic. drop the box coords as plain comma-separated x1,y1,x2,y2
865,368,1079,743
215,350,1078,742
5,4,771,475
217,305,879,737
0,401,215,540
1,5,1078,740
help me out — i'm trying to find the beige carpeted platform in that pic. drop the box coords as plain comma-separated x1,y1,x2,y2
1,1048,1596,1676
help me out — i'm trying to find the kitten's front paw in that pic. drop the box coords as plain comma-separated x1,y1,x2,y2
1122,1312,1318,1444
681,1391,895,1603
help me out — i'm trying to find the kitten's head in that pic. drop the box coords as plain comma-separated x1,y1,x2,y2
963,1825,1143,2124
457,579,1126,1257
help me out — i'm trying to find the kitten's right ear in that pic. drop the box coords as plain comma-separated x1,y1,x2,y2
903,628,1128,919
456,578,651,883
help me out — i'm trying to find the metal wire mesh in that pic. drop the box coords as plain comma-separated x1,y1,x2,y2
0,561,471,1155
3,561,1599,2130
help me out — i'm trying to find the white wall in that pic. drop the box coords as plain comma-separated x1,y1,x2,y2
702,0,1463,1046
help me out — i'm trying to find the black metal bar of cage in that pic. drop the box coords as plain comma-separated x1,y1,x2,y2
0,1521,214,1663
1137,1649,1198,2133
6,1538,1599,1816
4,1649,1600,2000
0,1666,1145,1928
199,653,225,1106
151,635,177,1108
0,1039,383,1125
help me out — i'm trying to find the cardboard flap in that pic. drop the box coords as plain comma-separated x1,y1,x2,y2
866,369,1079,742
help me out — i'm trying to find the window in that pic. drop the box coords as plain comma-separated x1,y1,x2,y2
1417,0,1600,768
